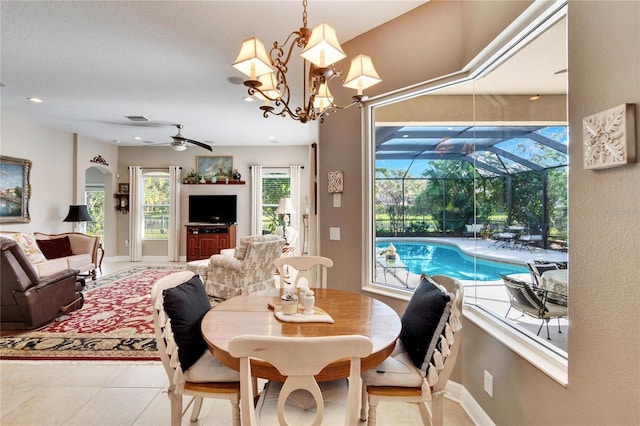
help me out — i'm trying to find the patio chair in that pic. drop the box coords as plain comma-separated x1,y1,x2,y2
501,274,567,340
525,261,559,287
517,224,546,252
361,274,464,426
229,334,372,426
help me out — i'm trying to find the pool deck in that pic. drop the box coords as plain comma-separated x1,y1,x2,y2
375,237,569,352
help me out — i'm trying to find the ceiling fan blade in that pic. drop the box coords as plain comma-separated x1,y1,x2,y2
186,138,213,151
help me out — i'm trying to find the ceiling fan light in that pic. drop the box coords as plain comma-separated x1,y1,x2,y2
171,143,187,152
343,54,381,94
232,37,273,80
313,82,334,110
301,23,346,68
254,72,282,101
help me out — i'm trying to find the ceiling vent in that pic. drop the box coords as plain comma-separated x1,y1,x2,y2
125,115,149,122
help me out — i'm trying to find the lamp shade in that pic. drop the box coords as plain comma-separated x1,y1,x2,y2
63,205,94,222
254,72,282,101
343,54,382,94
313,81,334,110
233,37,273,80
276,197,296,215
301,23,346,68
171,143,187,152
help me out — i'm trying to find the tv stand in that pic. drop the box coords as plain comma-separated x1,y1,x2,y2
186,224,236,261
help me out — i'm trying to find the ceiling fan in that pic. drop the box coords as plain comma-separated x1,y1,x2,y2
168,124,212,151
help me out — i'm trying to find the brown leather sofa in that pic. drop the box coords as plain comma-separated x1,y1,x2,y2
1,237,84,329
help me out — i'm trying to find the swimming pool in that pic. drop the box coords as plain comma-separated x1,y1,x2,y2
376,241,528,281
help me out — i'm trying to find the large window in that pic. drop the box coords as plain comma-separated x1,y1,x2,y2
365,4,568,381
143,172,170,240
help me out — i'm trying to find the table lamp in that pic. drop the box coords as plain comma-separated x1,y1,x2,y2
63,204,94,233
276,197,296,243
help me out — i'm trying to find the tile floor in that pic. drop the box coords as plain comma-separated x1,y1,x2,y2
0,261,475,425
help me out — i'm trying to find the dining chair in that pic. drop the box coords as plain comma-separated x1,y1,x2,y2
228,334,372,426
151,270,241,426
501,274,567,339
273,255,333,289
361,274,464,426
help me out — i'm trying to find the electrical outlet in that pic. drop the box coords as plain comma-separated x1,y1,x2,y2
329,227,341,240
124,239,129,247
484,370,493,397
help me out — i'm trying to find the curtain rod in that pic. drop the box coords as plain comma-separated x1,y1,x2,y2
127,166,182,170
249,166,304,169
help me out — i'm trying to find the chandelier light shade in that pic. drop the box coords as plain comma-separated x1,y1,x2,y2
343,54,382,95
232,37,273,80
254,72,282,102
232,0,381,123
300,23,346,67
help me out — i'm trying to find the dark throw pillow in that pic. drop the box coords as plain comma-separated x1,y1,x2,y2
162,275,212,372
400,276,452,372
36,236,73,259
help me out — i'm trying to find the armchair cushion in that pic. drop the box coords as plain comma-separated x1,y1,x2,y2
162,274,211,371
36,236,73,259
400,276,452,374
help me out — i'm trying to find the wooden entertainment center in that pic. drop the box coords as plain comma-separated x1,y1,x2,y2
186,224,236,261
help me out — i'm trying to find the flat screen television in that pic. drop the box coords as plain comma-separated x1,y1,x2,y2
188,195,237,224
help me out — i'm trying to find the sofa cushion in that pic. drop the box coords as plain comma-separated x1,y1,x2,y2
162,274,212,372
66,253,93,270
36,236,73,259
7,233,47,264
34,258,69,277
400,276,452,373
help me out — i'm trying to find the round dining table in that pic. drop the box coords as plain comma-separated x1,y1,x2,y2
201,288,402,382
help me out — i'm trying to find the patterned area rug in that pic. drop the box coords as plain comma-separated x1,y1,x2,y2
0,266,195,361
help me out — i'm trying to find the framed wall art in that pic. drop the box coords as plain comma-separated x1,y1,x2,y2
0,155,32,223
118,183,129,193
197,156,233,179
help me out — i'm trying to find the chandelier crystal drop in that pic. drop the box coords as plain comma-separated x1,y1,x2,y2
232,0,381,123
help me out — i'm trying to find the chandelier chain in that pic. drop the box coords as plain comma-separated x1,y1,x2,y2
302,0,308,29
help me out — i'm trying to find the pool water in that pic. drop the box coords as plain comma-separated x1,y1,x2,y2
376,241,528,281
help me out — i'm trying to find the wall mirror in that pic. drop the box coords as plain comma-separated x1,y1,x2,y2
366,5,568,357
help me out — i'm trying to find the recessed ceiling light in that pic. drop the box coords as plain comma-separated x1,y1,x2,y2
529,95,540,101
134,136,142,140
28,97,44,103
243,96,255,102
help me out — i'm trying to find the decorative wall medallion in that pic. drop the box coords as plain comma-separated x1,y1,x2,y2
328,171,344,193
583,103,636,169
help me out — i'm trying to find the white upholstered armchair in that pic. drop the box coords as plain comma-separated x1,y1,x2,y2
205,234,285,299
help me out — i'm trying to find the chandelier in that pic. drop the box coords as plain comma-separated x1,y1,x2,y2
232,0,381,123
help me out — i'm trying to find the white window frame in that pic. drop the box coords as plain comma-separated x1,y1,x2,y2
142,171,170,241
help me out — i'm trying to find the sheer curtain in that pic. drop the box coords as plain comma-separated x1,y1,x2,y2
250,165,262,235
289,165,303,244
168,166,181,261
128,166,143,261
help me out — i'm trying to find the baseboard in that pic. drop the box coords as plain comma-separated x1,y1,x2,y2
446,381,495,426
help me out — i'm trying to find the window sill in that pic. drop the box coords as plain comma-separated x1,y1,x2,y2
465,305,568,386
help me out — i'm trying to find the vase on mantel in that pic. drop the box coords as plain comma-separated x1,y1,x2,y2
232,169,241,181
